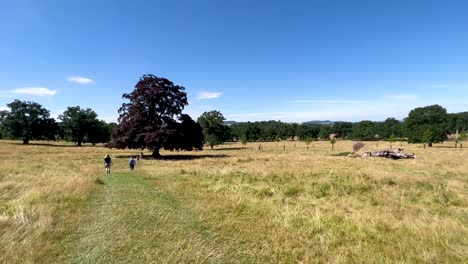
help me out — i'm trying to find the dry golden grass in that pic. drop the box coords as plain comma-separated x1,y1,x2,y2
0,139,467,263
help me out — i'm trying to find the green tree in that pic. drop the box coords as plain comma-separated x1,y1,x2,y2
332,122,354,139
422,129,433,149
87,120,113,145
297,124,320,140
380,118,402,139
59,106,100,146
319,125,332,140
405,105,449,147
304,136,312,149
448,112,468,134
197,110,231,149
0,100,57,144
459,132,467,149
389,134,396,148
350,121,378,140
330,137,336,150
240,136,248,148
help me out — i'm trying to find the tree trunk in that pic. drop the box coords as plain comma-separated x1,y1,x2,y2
428,141,433,147
210,145,214,150
332,144,334,151
23,138,29,144
152,148,161,158
77,141,82,146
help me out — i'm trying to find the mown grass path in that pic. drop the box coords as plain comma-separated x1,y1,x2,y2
61,173,251,264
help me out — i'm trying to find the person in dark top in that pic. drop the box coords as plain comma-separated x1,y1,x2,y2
129,156,136,172
104,154,113,174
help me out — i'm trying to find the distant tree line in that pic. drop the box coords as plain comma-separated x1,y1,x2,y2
225,105,468,147
0,99,115,145
1,94,467,150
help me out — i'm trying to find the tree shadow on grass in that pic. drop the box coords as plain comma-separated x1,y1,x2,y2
9,142,81,148
115,154,230,160
211,147,245,151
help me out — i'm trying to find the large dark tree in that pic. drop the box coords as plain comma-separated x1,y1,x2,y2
404,105,449,146
0,100,57,144
110,74,203,157
59,106,101,146
197,110,230,149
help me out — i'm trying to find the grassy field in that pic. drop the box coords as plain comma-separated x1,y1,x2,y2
0,140,467,263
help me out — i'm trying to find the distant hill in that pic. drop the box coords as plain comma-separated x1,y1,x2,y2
302,120,335,125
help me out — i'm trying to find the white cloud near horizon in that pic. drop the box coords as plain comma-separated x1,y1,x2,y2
197,91,222,100
292,100,365,103
0,106,8,111
67,76,94,84
11,87,57,96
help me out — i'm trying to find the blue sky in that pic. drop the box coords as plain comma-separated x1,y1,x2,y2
1,0,467,122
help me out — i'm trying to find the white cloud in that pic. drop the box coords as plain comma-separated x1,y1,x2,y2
0,106,8,111
50,109,65,120
67,76,94,84
197,91,222,100
384,94,418,101
11,87,56,96
291,100,365,103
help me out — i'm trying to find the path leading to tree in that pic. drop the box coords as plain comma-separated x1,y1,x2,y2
60,173,251,263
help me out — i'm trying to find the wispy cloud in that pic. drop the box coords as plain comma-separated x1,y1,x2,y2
384,94,418,101
197,91,222,100
291,100,365,103
67,76,94,84
11,87,57,96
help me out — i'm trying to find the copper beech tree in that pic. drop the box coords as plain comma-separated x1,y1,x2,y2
110,74,204,157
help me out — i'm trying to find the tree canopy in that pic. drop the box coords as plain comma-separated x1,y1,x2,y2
197,110,231,149
59,106,104,146
110,74,203,157
0,100,57,144
404,104,449,146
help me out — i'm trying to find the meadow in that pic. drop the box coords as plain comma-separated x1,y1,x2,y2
0,140,466,263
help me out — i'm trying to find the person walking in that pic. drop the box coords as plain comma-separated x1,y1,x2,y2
129,156,136,172
104,154,113,174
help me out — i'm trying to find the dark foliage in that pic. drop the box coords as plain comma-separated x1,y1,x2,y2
110,74,203,157
59,106,107,146
404,105,450,145
0,100,58,144
448,112,468,133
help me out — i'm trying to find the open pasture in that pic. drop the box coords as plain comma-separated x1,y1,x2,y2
0,140,467,263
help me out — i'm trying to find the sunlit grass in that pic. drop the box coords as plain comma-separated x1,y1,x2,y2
0,140,467,263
